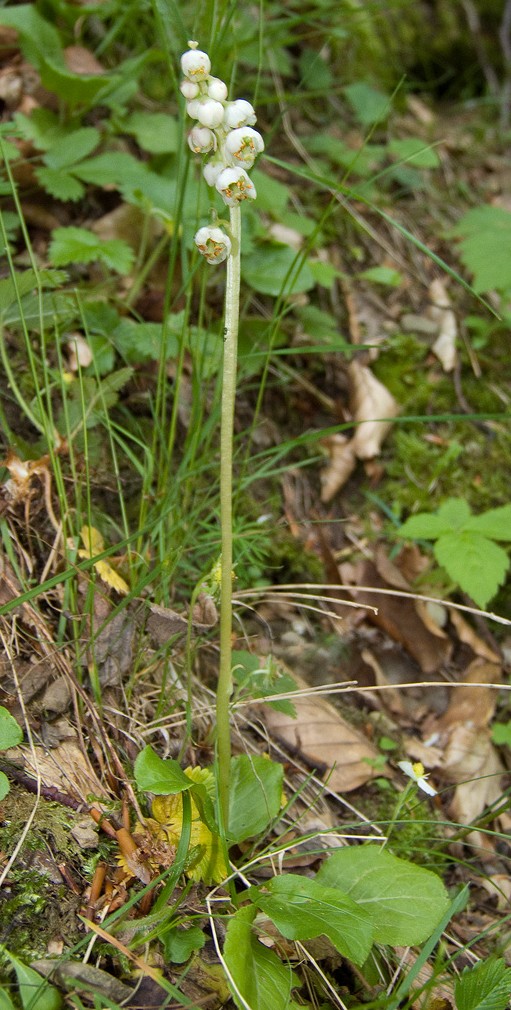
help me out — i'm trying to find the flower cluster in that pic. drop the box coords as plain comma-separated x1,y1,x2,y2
180,41,264,263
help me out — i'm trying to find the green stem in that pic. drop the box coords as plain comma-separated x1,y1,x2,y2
216,203,241,831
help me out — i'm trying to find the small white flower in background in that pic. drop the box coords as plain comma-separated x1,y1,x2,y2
397,760,437,797
194,226,232,264
180,40,263,263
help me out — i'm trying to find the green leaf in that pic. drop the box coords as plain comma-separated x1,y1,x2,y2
224,904,296,1010
455,957,511,1010
464,505,511,541
134,746,194,794
39,57,117,109
0,707,23,749
344,82,391,125
123,111,179,153
162,925,205,964
253,874,373,965
434,532,509,609
44,128,101,169
0,988,16,1010
316,846,449,946
450,205,511,294
388,138,440,169
0,7,62,67
48,227,134,275
437,497,472,529
35,168,85,202
227,755,284,845
242,247,314,297
491,721,511,747
0,770,10,801
250,169,289,214
358,266,403,287
397,512,452,540
0,949,62,1010
14,109,65,150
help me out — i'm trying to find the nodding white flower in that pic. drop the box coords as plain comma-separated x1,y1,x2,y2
203,161,225,187
215,166,257,205
196,98,224,129
180,80,199,100
397,760,437,797
181,48,211,82
186,98,201,120
195,226,232,264
188,126,216,155
207,77,228,102
224,127,264,168
224,99,257,129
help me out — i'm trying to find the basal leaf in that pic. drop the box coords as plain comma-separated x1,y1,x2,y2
134,745,194,794
48,227,134,274
242,246,314,297
450,205,511,294
436,497,472,529
36,167,85,202
397,512,451,540
39,57,116,108
95,239,134,275
434,532,509,608
224,904,296,1010
0,770,10,801
123,111,179,153
0,949,62,1010
227,755,284,845
43,127,101,170
463,504,511,542
163,925,205,964
253,874,373,965
0,706,23,749
455,957,511,1010
316,846,449,946
344,82,391,125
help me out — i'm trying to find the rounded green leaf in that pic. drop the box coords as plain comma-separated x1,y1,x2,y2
0,706,23,750
134,745,193,794
227,755,284,845
224,904,296,1010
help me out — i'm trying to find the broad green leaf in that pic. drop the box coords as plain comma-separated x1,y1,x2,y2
397,512,452,540
227,755,284,845
44,128,100,169
39,57,116,109
450,205,511,294
163,925,205,964
250,169,289,214
344,82,391,125
437,497,472,529
48,227,134,274
134,745,194,794
388,138,440,169
492,722,511,747
0,707,23,749
434,532,509,608
14,109,65,150
123,111,179,153
224,904,296,1010
0,988,16,1010
0,949,62,1010
0,7,62,66
253,874,373,965
358,266,403,287
35,168,85,202
316,846,449,946
242,247,314,297
455,957,511,1010
0,770,10,801
464,505,511,541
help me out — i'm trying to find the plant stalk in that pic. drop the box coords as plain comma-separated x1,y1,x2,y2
217,203,241,830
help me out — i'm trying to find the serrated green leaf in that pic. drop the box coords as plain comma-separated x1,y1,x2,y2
224,904,296,1010
227,755,283,845
95,239,134,274
134,745,194,794
450,205,511,294
0,706,23,749
44,127,100,169
437,497,472,528
48,227,134,274
253,874,373,965
454,957,511,1010
434,532,509,608
316,846,449,946
14,109,64,150
463,505,511,542
35,167,85,202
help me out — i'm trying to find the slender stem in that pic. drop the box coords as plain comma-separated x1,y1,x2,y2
216,203,241,830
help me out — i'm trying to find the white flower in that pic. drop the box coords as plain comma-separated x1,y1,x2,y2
181,47,211,82
207,77,228,102
188,126,216,155
224,99,257,129
194,226,232,264
196,98,224,129
180,80,199,100
397,761,437,797
186,99,201,120
203,161,225,187
224,127,264,168
215,167,257,205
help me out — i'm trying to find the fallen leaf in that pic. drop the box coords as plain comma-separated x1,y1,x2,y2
449,610,500,662
258,673,384,792
428,278,457,372
64,45,105,75
348,360,400,460
320,434,357,502
78,525,129,595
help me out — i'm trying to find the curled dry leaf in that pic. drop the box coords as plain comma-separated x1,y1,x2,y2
320,433,357,503
67,333,93,369
349,360,400,460
428,278,457,372
258,673,384,792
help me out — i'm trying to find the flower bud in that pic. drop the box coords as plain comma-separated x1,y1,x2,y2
186,99,201,120
224,127,264,168
215,167,257,205
188,126,216,154
180,80,199,99
203,161,224,187
197,98,224,128
181,48,211,82
195,225,232,264
207,77,228,102
224,99,257,129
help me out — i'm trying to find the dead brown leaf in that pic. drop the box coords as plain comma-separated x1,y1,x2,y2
320,434,357,503
258,673,383,792
64,46,105,76
348,360,400,460
428,278,457,372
